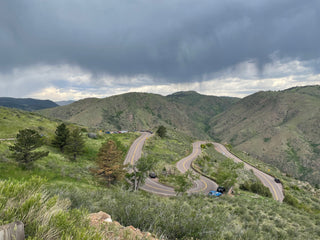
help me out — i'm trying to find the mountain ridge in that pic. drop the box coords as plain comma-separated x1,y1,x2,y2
209,85,320,184
39,91,238,139
0,97,58,111
37,85,320,184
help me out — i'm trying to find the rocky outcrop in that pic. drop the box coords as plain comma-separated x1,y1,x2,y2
88,211,158,240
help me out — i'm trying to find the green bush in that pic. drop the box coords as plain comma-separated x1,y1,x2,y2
283,193,300,208
240,180,272,197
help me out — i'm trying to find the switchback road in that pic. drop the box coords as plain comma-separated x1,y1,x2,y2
124,132,176,196
213,143,284,202
124,133,284,201
124,134,217,196
176,141,218,194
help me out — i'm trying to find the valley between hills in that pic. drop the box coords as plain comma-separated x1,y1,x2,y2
0,85,319,239
40,85,320,186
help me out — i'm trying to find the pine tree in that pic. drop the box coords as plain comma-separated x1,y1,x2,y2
9,128,49,168
96,140,126,185
52,123,70,153
156,125,167,138
65,128,85,161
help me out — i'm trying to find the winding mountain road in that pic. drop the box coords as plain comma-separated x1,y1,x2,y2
123,132,151,166
176,141,218,194
213,143,284,202
124,133,284,202
124,132,176,196
124,133,217,196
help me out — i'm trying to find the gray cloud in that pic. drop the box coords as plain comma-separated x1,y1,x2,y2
0,0,320,83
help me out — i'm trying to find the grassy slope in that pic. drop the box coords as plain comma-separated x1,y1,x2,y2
39,91,237,139
142,128,195,187
194,143,260,190
0,107,59,139
1,107,320,239
210,85,320,185
125,132,320,239
0,106,139,185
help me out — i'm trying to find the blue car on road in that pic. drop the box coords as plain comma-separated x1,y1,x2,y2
208,190,222,197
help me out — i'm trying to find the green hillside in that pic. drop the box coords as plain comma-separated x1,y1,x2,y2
0,107,138,184
0,107,59,139
0,97,58,111
209,85,320,185
39,92,237,139
1,107,320,239
167,91,238,133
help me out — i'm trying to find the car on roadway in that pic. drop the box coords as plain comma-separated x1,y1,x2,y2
217,186,226,193
274,178,281,183
208,191,222,197
149,172,157,178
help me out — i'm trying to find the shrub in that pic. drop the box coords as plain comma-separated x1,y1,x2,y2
284,193,300,208
240,180,272,197
0,177,105,240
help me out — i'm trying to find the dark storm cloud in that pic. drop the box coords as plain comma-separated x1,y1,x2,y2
0,0,319,82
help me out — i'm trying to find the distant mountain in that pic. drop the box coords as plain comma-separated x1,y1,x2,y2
209,85,320,185
55,100,75,106
39,92,238,139
0,97,58,111
167,91,239,133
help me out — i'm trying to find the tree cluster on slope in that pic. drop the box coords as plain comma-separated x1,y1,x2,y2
9,123,86,168
52,123,85,161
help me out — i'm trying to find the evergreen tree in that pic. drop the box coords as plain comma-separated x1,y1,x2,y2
9,128,49,168
52,123,69,152
156,125,167,138
65,128,85,161
96,140,126,185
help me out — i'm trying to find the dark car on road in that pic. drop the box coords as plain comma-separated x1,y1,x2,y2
149,172,157,178
274,178,281,183
217,186,226,193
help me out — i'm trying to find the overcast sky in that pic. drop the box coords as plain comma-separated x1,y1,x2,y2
0,0,319,101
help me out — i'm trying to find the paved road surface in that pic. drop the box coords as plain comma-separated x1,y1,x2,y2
176,141,218,194
124,134,218,196
124,132,176,196
124,133,283,201
123,132,151,166
213,142,284,202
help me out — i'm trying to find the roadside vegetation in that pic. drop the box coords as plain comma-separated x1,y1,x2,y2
226,145,320,212
209,86,320,186
1,107,320,239
194,143,272,197
142,127,195,189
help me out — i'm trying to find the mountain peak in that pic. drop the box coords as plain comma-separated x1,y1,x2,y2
168,91,201,97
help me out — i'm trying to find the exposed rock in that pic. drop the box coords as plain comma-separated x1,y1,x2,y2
88,132,98,139
88,211,158,240
89,211,112,226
